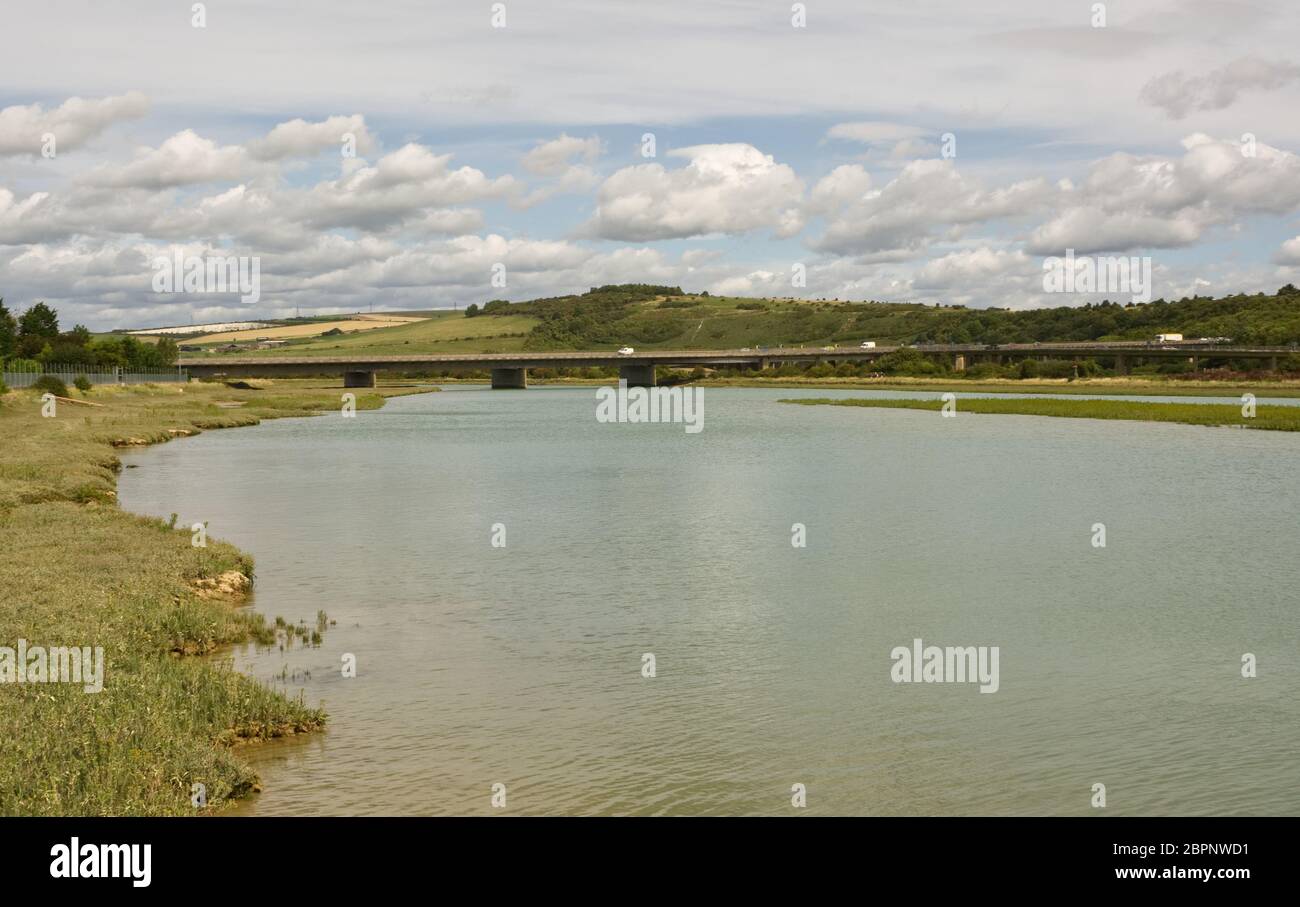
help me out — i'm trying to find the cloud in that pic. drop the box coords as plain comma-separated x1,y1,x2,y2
808,160,1051,257
584,143,804,241
1274,236,1300,266
1027,133,1300,254
515,134,603,207
1140,57,1300,119
291,144,516,231
912,247,1032,290
86,129,252,188
248,114,377,160
0,92,148,156
520,133,601,176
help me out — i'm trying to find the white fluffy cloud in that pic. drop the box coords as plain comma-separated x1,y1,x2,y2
584,143,804,241
515,134,603,207
0,92,148,156
290,144,516,231
86,130,252,188
248,115,376,161
809,159,1051,257
1275,236,1300,266
912,247,1033,290
1028,133,1300,254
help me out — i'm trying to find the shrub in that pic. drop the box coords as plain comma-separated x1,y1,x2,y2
74,375,92,393
31,375,68,397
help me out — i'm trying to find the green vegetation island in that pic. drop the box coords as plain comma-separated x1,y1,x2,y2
781,396,1300,432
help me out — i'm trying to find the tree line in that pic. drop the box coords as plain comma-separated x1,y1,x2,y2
0,300,179,371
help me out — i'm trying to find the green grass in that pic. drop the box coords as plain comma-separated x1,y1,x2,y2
697,375,1300,397
0,379,432,814
780,396,1300,431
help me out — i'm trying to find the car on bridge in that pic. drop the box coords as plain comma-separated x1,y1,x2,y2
617,346,635,355
860,341,876,349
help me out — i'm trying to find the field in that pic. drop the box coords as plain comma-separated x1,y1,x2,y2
192,314,427,344
0,379,432,814
781,395,1300,431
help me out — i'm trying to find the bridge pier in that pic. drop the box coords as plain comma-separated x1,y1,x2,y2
1270,355,1279,371
953,354,966,372
619,364,656,387
1114,353,1129,376
490,367,528,389
343,370,376,388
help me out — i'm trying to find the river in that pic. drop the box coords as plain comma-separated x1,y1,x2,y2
117,385,1300,815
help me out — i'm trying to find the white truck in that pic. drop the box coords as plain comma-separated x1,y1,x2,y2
1155,333,1183,342
859,340,876,349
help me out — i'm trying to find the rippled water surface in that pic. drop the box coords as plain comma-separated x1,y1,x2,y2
118,386,1300,815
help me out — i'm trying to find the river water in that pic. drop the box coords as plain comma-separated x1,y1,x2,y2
117,386,1300,816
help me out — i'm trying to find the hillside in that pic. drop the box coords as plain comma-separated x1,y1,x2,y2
195,283,1300,358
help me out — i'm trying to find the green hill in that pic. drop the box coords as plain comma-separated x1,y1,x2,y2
203,282,1300,358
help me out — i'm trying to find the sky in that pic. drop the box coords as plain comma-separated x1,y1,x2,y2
3,0,1300,330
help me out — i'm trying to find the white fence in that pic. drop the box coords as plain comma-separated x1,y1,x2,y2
3,363,188,388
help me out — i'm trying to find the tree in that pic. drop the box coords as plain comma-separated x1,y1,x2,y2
0,299,17,359
63,324,92,346
18,302,59,341
154,336,179,366
464,303,480,318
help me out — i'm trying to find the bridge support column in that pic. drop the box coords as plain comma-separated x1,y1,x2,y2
343,370,376,388
759,358,770,370
619,364,656,387
953,354,966,372
1114,354,1129,376
491,367,528,389
1270,356,1279,371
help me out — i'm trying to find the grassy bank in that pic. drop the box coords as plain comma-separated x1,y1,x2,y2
781,395,1300,431
0,379,432,815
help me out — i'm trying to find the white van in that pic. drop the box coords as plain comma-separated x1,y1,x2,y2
859,340,876,349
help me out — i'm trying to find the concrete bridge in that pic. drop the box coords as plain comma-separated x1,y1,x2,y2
179,341,1297,387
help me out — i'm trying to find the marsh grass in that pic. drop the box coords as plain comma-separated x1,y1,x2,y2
781,395,1300,431
0,379,429,814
